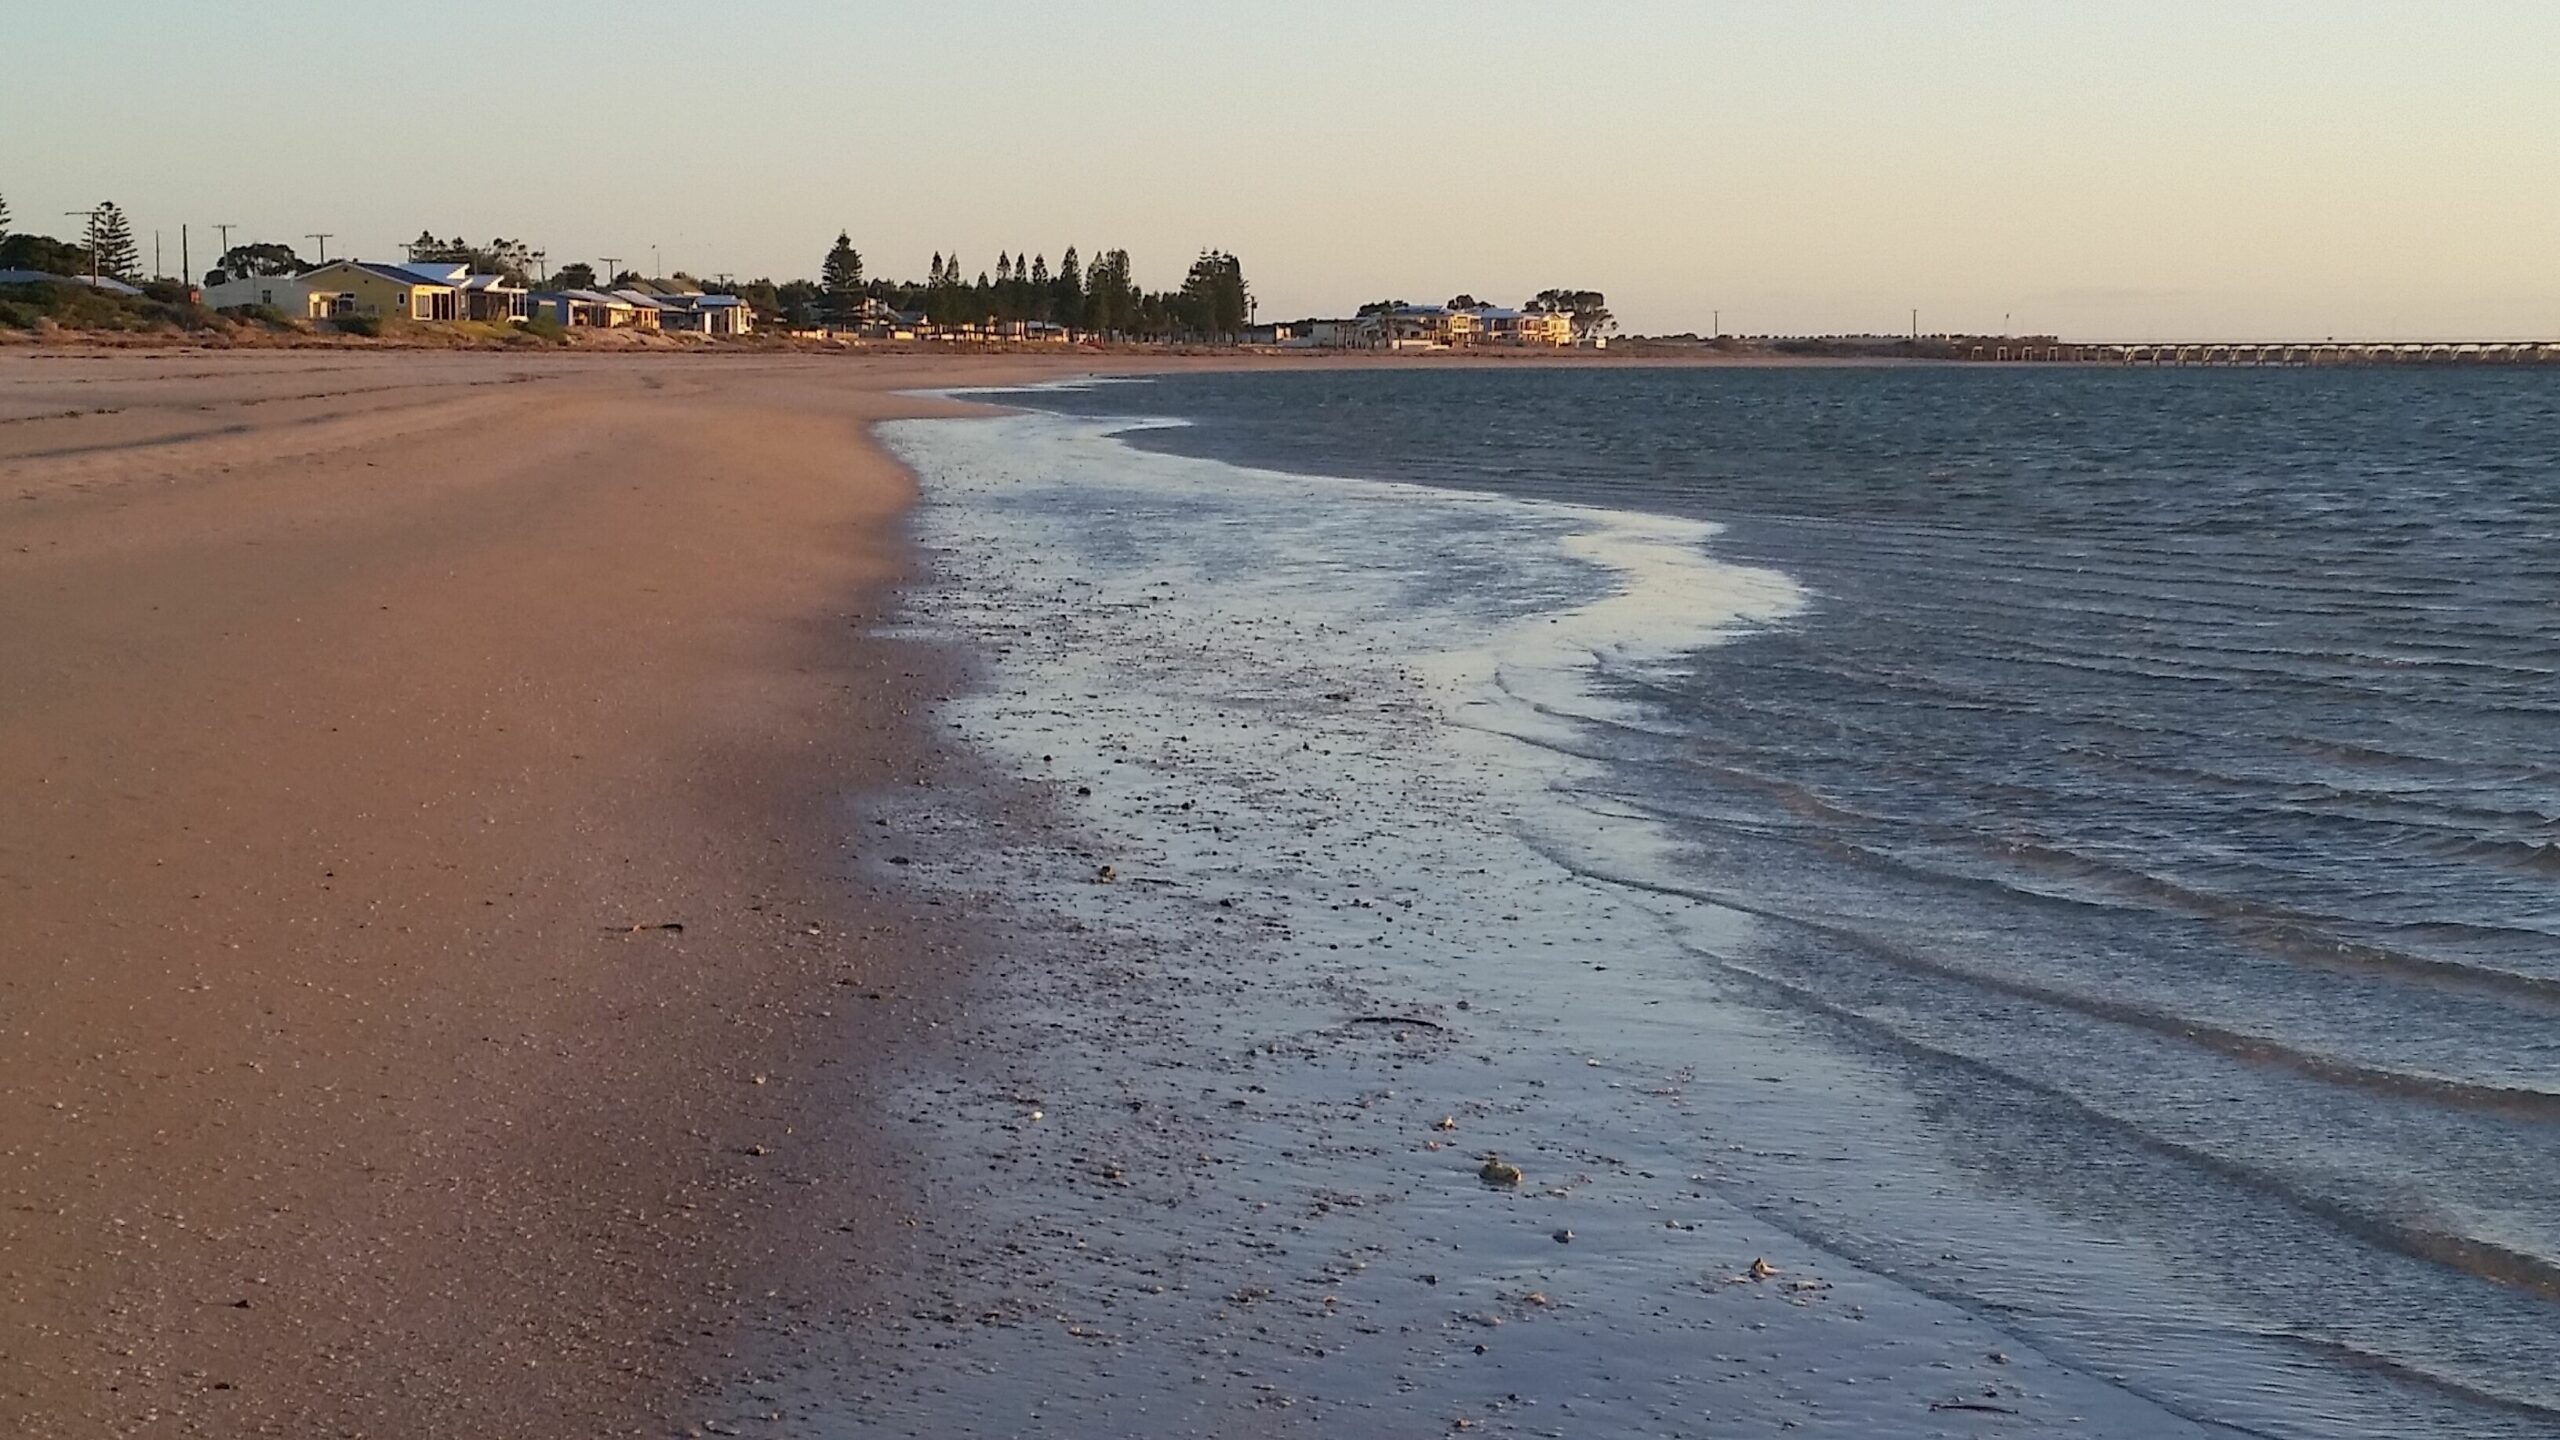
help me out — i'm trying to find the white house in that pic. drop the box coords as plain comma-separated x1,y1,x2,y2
199,270,311,314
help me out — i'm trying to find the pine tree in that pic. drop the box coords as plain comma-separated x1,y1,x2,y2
820,231,864,324
1084,249,1137,337
85,202,139,281
1055,247,1082,333
996,251,1012,284
0,192,12,244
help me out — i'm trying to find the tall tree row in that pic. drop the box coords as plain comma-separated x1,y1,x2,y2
782,229,1251,339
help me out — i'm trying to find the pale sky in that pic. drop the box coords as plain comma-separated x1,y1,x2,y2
8,0,2557,339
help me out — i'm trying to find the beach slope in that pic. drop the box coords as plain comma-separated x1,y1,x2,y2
0,350,1062,1436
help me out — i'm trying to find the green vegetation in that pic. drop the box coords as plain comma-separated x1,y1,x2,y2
1528,288,1613,340
217,302,296,328
0,277,215,333
820,232,864,324
1,230,90,276
214,242,304,279
743,231,1250,340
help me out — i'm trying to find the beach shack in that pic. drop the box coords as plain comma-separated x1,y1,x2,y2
607,289,668,332
526,289,631,327
651,293,755,336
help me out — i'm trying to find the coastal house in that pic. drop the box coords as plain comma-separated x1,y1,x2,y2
200,270,312,314
387,262,530,322
1475,308,1573,346
527,289,639,328
651,292,755,336
293,260,459,321
1354,304,1454,350
1520,310,1575,346
606,289,668,332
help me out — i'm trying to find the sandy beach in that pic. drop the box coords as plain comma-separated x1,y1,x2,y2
0,349,1119,1436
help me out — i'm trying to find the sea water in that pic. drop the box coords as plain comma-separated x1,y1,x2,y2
847,367,2558,1438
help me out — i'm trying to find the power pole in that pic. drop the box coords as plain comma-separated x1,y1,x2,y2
211,223,237,259
651,244,660,281
599,258,622,286
307,233,334,263
154,230,163,280
1911,308,1919,340
1713,309,1720,339
64,211,96,282
181,225,189,286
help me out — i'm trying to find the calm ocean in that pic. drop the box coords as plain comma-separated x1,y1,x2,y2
878,366,2558,1437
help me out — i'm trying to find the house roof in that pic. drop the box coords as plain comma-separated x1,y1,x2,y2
608,289,668,310
302,260,456,290
535,289,636,308
0,267,143,296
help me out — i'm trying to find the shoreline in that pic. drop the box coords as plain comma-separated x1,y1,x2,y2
845,379,2560,1439
795,402,2218,1437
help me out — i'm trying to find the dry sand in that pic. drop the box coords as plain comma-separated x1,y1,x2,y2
0,348,1129,1437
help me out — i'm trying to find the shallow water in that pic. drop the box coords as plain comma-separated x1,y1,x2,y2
804,370,2558,1438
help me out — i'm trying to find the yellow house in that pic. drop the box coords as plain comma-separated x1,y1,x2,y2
1520,311,1573,345
295,261,459,321
1482,308,1572,346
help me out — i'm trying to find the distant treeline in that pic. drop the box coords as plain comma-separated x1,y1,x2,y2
781,235,1251,339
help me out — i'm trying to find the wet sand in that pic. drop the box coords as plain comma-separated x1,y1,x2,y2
0,349,1117,1437
773,402,2232,1439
